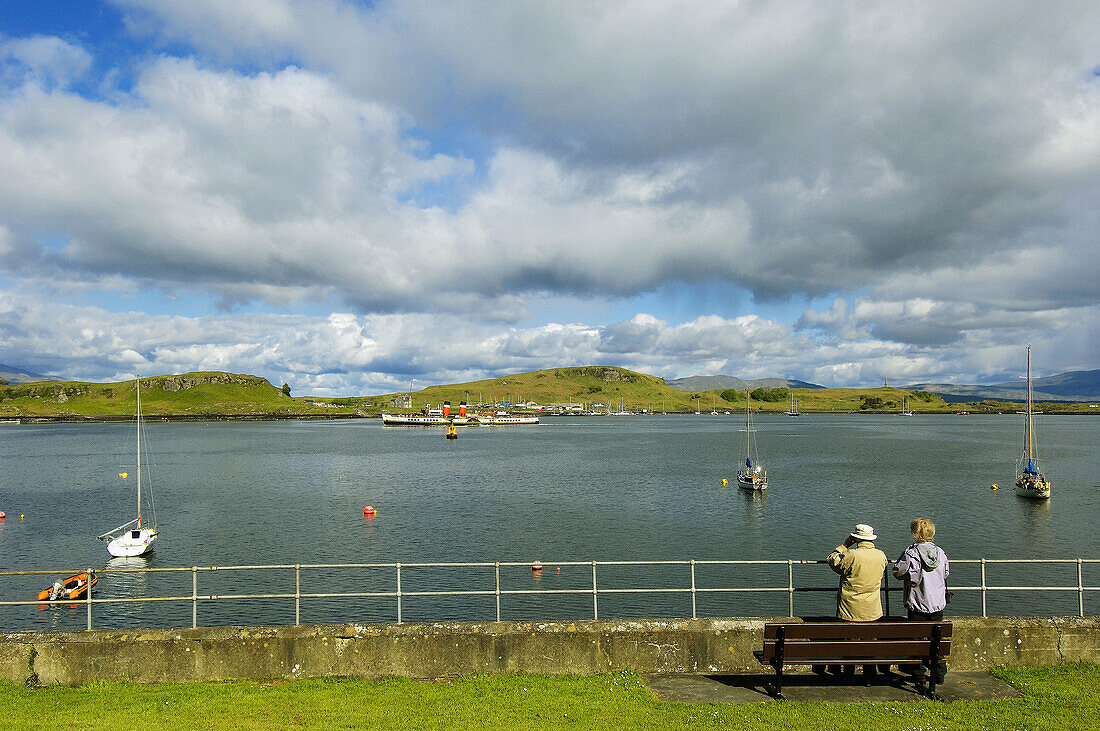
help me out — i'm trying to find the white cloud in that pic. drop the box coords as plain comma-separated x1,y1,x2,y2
1,3,1098,386
1,35,93,88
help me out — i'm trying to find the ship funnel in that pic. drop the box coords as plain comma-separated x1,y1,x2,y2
442,401,451,418
458,401,467,417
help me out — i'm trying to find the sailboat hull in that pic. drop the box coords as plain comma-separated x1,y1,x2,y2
107,528,158,557
1014,476,1050,500
736,473,767,490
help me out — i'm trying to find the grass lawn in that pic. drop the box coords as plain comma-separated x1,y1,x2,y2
2,664,1096,729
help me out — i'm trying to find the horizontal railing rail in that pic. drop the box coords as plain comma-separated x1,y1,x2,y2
2,557,1096,631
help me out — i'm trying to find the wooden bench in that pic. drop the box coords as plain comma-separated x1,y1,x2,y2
754,620,952,700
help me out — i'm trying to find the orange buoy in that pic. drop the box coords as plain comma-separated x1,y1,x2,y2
363,505,376,515
0,511,5,519
531,561,543,572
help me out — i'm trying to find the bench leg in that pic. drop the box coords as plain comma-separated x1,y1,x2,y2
770,666,785,699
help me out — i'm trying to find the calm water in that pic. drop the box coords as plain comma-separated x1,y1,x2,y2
1,414,1097,630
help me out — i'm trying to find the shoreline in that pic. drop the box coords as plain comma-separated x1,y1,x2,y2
2,408,1096,423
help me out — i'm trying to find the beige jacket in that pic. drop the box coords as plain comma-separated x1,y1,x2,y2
827,541,888,621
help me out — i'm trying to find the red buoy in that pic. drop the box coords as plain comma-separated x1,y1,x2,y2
0,511,5,519
363,505,376,515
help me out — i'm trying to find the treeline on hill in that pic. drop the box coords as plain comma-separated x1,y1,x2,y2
718,387,790,403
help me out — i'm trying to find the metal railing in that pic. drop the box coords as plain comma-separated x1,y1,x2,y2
2,557,1096,631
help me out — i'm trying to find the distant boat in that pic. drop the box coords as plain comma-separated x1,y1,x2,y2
785,392,801,417
97,378,159,557
736,390,768,491
475,413,540,425
382,402,471,426
901,397,914,416
1015,346,1051,500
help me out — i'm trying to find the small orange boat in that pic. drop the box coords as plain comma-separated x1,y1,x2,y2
37,572,98,602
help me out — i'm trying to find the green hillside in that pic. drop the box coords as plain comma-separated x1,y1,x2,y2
0,372,363,419
359,366,1094,415
1,367,1093,420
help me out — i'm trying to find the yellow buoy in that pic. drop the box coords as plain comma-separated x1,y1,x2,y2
721,478,728,486
119,472,128,479
991,484,999,491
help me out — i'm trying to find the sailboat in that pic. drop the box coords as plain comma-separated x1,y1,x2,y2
1015,346,1051,500
785,392,801,416
900,397,914,416
736,390,768,490
97,378,159,556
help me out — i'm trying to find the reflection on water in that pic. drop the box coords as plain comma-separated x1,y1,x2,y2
1,415,1097,630
739,488,767,520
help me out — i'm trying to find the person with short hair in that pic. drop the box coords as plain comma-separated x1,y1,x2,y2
893,517,950,682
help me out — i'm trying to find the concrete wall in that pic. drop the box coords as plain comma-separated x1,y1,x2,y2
1,616,1097,686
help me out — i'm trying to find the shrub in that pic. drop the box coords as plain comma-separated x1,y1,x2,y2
749,387,789,403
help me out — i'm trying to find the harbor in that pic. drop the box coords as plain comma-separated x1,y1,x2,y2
1,413,1095,631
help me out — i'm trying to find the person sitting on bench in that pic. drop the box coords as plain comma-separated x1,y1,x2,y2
893,517,950,683
826,522,888,677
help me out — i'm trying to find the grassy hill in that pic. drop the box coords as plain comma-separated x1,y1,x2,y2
0,372,363,419
2,367,1094,420
358,366,1095,415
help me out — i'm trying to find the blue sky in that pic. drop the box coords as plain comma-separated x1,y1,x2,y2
1,1,1097,395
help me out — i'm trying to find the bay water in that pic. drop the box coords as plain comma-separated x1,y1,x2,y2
1,414,1096,630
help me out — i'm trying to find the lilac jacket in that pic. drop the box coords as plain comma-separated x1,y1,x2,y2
892,541,950,613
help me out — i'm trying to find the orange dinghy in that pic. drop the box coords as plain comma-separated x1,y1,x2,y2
37,572,98,602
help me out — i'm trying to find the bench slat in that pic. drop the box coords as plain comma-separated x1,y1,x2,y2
763,622,951,641
758,639,951,661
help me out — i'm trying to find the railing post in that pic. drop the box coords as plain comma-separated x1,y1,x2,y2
295,564,301,626
396,563,402,624
981,558,987,617
689,559,697,620
192,567,198,629
86,568,93,630
495,562,501,622
883,570,890,617
591,561,598,620
787,560,794,617
1078,559,1084,617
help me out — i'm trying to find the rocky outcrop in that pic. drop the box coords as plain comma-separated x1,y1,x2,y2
152,373,274,392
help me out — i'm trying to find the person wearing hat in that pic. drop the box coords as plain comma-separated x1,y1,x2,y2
826,523,889,677
828,523,889,621
892,517,950,683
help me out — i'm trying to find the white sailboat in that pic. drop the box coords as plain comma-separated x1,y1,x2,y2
1015,346,1051,500
900,397,914,416
98,378,159,557
785,392,801,416
736,390,767,490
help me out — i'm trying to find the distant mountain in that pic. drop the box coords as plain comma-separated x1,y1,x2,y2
0,363,62,384
907,369,1100,403
665,375,825,392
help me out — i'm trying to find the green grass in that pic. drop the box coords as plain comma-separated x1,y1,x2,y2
2,664,1096,729
2,367,1093,419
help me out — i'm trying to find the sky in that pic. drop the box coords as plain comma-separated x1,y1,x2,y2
0,1,1097,396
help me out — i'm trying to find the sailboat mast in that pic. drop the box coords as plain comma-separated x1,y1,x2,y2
1026,345,1033,462
136,378,142,528
745,389,751,462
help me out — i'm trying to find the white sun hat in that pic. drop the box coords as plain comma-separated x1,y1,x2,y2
850,524,877,541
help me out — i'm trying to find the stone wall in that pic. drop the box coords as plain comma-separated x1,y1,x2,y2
1,616,1096,686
